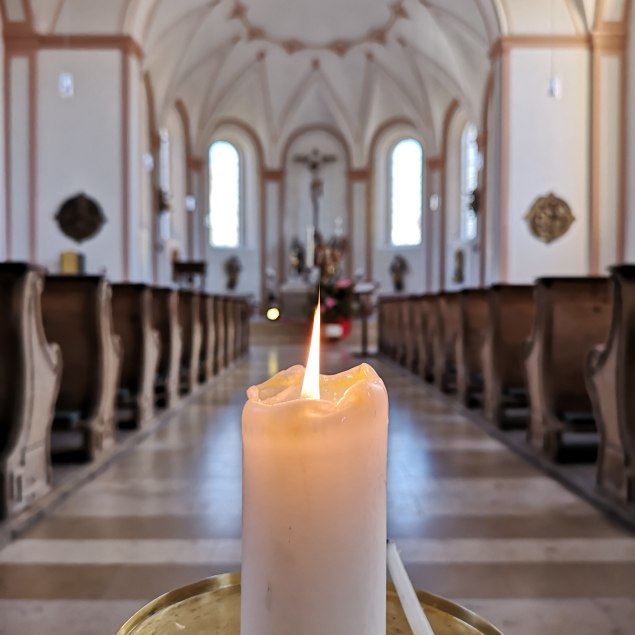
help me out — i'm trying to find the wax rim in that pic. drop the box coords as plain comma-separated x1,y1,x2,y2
246,362,385,407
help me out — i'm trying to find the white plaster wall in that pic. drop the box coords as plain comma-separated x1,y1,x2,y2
0,37,5,260
507,48,591,282
373,126,426,295
503,0,580,34
265,180,281,292
283,130,348,281
428,169,442,293
127,56,151,282
598,55,621,271
351,181,367,278
53,0,129,34
206,125,261,300
136,72,154,282
36,50,123,276
8,56,30,261
625,4,635,261
167,109,187,261
485,61,502,285
444,112,474,291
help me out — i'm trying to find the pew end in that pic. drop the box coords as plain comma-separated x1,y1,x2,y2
178,290,202,395
586,265,635,502
151,288,182,409
0,264,63,518
481,285,535,428
525,277,611,462
41,275,122,463
456,289,489,408
432,294,460,393
112,284,161,429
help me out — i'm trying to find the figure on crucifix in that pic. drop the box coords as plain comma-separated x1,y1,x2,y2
293,148,338,231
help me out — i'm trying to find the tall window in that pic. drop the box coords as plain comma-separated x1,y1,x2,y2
390,139,423,246
209,141,241,248
460,123,479,241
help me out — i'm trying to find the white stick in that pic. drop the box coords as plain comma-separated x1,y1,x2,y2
387,541,436,635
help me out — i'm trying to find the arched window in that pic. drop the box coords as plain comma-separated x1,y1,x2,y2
390,138,423,246
460,123,479,241
209,140,241,248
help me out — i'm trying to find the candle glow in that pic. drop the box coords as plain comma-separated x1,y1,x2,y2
301,300,321,399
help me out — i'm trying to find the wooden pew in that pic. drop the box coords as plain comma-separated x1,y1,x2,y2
151,288,182,408
214,296,227,374
179,290,202,394
236,298,250,360
379,296,401,362
0,264,62,518
111,284,160,428
233,299,245,362
199,294,216,383
418,295,436,382
239,299,250,356
455,289,489,407
481,285,536,427
226,296,247,365
225,297,236,367
41,276,122,460
586,265,635,501
432,293,460,393
378,298,388,356
525,277,611,460
404,296,421,373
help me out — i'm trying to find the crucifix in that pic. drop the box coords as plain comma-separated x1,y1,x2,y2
293,148,338,232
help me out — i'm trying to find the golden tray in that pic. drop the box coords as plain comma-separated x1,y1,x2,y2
117,573,503,635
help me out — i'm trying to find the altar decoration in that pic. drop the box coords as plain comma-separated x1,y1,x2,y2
314,277,354,340
241,303,389,635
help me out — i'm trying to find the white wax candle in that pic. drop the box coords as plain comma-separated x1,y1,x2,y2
241,363,389,635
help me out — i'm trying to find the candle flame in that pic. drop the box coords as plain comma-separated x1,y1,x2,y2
301,297,321,399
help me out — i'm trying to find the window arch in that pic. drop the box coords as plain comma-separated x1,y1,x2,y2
209,140,242,248
389,138,423,247
460,123,479,241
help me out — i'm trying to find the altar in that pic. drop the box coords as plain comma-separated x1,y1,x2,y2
280,277,312,320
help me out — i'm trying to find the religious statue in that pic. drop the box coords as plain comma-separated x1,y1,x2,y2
293,148,337,232
289,237,306,276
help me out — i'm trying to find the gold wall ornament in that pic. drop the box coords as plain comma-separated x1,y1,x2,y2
525,193,575,244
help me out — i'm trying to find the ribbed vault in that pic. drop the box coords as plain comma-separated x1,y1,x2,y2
24,0,616,165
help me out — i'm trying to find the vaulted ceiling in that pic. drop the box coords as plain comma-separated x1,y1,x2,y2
22,0,627,162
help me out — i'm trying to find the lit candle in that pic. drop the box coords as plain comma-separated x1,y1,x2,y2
241,303,389,635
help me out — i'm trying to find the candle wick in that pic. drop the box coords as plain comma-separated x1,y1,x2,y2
301,296,321,399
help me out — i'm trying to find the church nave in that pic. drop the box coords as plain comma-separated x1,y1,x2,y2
0,344,634,635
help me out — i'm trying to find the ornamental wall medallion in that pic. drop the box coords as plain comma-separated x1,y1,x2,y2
55,193,106,243
525,193,575,244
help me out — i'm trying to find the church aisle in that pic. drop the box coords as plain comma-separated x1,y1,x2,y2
0,345,634,635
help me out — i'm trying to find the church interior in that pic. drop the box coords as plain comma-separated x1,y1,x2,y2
1,1,635,634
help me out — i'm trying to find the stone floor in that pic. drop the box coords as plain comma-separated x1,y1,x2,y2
1,344,635,634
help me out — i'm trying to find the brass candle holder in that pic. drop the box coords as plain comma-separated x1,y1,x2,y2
117,573,503,635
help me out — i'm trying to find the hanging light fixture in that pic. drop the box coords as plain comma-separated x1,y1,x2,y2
548,0,562,99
